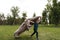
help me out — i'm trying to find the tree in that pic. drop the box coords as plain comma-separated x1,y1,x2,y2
1,13,6,25
21,12,27,23
0,13,5,25
42,8,47,24
45,0,60,25
57,2,60,24
7,14,13,25
0,14,2,25
46,0,52,24
53,0,57,7
51,0,59,25
33,12,36,17
42,0,52,24
11,6,20,25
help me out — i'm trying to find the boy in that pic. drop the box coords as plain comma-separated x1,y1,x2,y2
30,17,41,40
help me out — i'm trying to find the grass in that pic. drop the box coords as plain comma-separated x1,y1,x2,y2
0,25,60,40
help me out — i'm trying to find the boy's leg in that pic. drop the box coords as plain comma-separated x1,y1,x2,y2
36,31,39,40
31,31,35,37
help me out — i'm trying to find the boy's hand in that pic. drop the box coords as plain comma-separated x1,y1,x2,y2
30,21,34,25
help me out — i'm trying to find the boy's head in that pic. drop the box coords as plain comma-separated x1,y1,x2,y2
33,16,41,23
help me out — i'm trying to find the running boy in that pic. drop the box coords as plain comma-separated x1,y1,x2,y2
30,16,41,40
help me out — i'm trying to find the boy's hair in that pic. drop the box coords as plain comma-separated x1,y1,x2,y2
33,16,40,22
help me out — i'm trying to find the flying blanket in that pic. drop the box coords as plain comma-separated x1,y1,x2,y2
14,16,41,38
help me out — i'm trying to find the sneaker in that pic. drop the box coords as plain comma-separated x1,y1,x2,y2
36,38,39,40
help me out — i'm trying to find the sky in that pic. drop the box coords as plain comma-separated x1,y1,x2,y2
0,0,49,18
0,0,51,18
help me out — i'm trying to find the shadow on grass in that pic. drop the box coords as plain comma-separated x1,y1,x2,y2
13,35,34,40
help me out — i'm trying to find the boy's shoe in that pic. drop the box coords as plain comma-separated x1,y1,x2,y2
36,38,39,40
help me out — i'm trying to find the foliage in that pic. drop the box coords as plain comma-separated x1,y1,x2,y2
42,0,60,26
11,6,20,25
42,8,47,24
7,15,14,25
0,13,6,25
21,12,27,23
50,0,60,25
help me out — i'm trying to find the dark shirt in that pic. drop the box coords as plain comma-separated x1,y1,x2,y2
34,22,38,31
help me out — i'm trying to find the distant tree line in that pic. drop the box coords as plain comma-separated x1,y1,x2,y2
0,6,36,25
0,0,60,26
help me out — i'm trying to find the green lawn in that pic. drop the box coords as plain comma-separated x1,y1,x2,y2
0,25,60,40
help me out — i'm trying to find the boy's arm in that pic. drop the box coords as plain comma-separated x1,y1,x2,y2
26,20,34,31
30,21,34,23
30,21,34,25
